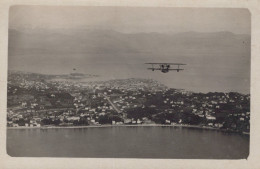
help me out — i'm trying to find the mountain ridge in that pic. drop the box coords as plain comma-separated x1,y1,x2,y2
8,28,250,56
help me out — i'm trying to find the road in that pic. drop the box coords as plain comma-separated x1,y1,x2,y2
102,94,121,114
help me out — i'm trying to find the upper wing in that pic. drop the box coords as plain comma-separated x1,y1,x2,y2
145,63,186,65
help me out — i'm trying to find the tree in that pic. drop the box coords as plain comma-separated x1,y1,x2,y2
98,115,112,124
17,118,26,126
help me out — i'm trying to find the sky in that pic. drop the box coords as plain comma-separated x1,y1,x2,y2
8,6,251,94
9,6,250,34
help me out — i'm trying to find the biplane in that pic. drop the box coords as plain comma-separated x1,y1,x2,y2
145,63,186,73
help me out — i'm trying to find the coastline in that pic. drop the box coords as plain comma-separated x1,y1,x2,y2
6,124,215,129
6,124,250,135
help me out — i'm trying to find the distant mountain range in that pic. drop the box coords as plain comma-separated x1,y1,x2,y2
8,29,250,56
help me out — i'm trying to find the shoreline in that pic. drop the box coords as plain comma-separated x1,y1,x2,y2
6,124,250,135
7,124,215,129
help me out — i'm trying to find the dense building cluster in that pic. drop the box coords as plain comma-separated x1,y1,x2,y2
7,71,250,133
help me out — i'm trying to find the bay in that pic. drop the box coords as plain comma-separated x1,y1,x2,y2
7,126,249,159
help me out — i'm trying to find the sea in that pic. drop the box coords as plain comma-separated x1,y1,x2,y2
6,126,249,159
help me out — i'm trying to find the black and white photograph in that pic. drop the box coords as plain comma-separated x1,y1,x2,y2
6,6,250,159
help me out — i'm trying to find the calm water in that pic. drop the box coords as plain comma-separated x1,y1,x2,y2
7,126,249,159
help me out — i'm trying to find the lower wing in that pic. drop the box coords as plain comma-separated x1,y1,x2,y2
168,69,184,71
147,68,161,70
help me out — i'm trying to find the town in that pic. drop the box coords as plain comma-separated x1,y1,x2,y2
7,71,250,134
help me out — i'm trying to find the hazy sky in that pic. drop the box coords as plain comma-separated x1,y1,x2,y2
9,6,250,34
8,6,251,94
